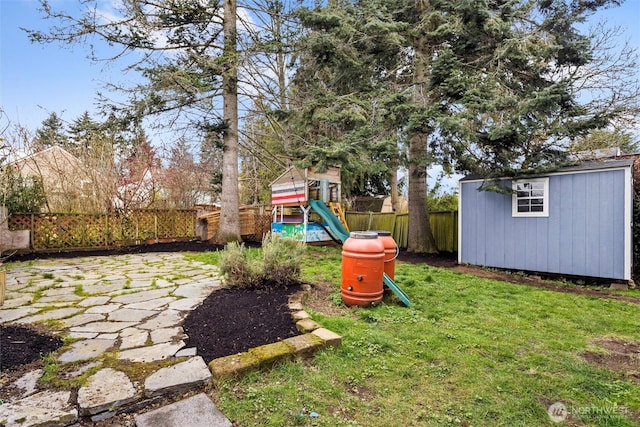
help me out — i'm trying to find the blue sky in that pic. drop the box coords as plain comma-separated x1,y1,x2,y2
1,0,639,137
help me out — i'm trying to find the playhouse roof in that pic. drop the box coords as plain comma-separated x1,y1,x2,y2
270,165,306,187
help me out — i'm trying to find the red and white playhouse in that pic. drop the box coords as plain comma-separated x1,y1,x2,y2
270,165,343,243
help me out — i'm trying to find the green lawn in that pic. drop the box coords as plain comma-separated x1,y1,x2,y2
192,247,640,426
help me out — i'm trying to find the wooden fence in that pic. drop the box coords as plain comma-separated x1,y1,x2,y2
199,206,272,241
6,207,458,253
8,209,197,251
345,211,458,252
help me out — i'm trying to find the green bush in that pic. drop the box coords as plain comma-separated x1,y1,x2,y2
261,232,305,288
218,241,258,288
219,233,305,290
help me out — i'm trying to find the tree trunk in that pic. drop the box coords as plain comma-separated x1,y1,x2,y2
215,0,241,244
390,168,399,212
408,133,438,253
407,28,438,254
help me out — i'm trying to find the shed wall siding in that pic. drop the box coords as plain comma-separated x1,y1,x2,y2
460,169,628,279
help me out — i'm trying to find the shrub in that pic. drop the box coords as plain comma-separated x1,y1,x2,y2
218,241,258,289
219,233,305,290
261,232,305,288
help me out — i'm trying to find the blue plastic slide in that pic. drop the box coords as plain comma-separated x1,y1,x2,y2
308,199,350,243
383,273,411,307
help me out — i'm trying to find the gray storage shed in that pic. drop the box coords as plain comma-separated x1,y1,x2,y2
458,159,634,281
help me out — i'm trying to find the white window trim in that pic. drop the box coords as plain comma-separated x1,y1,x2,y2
512,178,549,218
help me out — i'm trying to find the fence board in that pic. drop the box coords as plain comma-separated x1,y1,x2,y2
345,211,457,252
8,209,197,251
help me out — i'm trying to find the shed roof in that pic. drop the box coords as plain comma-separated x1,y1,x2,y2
460,158,636,182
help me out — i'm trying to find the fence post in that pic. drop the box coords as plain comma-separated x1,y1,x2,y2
30,213,35,250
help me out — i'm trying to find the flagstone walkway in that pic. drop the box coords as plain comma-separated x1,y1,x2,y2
0,252,232,426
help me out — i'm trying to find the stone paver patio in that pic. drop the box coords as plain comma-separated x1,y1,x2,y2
0,252,225,426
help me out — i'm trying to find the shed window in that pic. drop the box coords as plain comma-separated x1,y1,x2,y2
512,178,549,217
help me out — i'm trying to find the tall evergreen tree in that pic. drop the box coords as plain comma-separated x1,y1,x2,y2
67,111,101,152
34,112,67,150
293,0,634,252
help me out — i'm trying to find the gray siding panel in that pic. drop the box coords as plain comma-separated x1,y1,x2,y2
611,172,626,278
485,190,506,267
460,168,628,280
571,174,587,277
547,178,562,273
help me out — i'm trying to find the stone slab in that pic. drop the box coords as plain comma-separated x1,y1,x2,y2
172,283,215,299
41,287,79,297
107,307,157,322
11,369,43,399
312,328,342,347
83,282,127,294
36,294,83,304
283,333,325,357
0,390,77,427
66,361,101,378
77,368,137,416
138,309,183,330
292,310,311,321
144,356,212,397
70,321,137,334
175,347,197,358
119,327,141,337
85,303,122,314
126,296,176,310
168,298,203,311
135,393,232,427
288,302,304,311
111,289,171,304
19,307,83,324
248,341,295,368
126,272,159,280
150,327,182,344
295,318,322,333
61,313,105,328
58,339,116,363
0,307,38,323
120,329,149,350
78,296,111,307
128,279,156,289
97,333,119,340
0,296,34,309
32,302,71,308
118,341,185,363
208,352,260,379
66,331,99,340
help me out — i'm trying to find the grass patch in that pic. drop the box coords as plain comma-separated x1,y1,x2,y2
188,248,250,267
212,250,640,426
31,284,56,303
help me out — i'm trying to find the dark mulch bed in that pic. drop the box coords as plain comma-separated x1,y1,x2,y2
0,324,63,371
7,240,226,262
183,284,302,363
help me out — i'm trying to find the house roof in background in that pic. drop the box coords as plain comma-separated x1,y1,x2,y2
9,145,79,165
